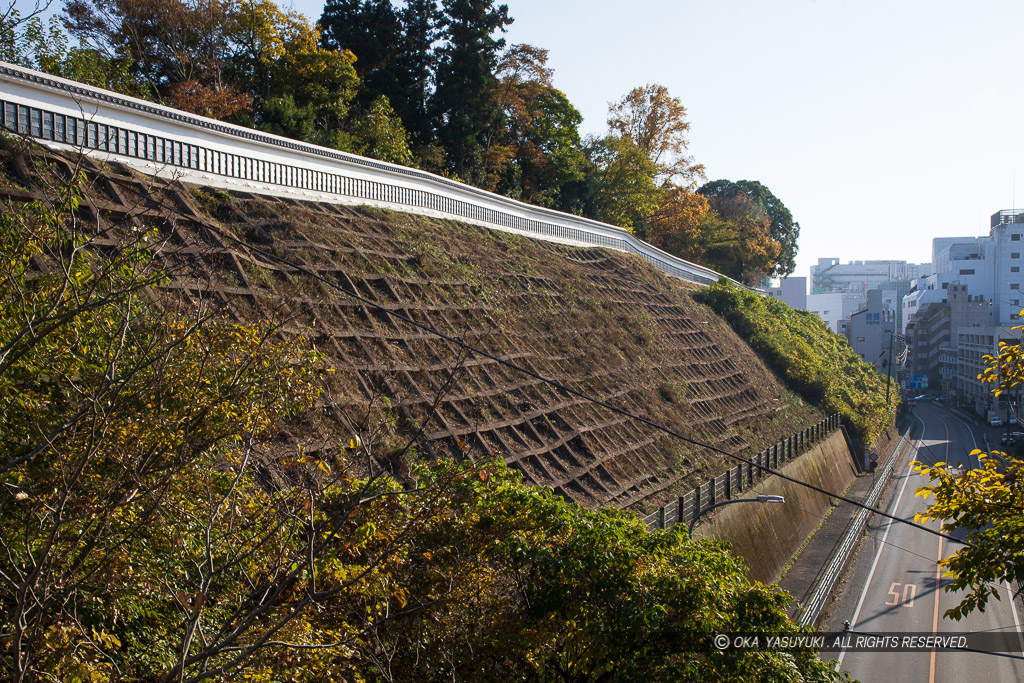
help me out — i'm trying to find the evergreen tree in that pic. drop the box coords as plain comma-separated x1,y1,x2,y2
318,0,401,106
698,179,800,277
431,0,512,184
395,0,442,145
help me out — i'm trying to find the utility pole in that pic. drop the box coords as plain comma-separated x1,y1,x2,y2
885,331,895,405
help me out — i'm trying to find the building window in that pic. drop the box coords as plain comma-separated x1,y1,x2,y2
1014,253,1021,259
959,269,975,275
1014,234,1021,241
1013,284,1021,290
857,336,865,342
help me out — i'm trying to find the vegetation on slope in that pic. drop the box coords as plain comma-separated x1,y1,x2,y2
2,0,799,284
0,152,846,682
696,279,895,446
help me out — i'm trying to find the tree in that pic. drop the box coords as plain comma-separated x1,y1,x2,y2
646,187,710,261
1,1,52,66
259,19,361,151
1,3,147,96
353,462,844,681
575,84,708,246
698,179,800,277
352,94,414,164
62,0,252,118
394,0,442,145
317,0,441,148
608,83,703,188
317,0,399,79
699,193,781,285
431,0,512,184
582,134,664,235
224,0,301,105
489,44,587,206
914,326,1024,620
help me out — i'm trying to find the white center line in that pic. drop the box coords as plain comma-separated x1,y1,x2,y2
836,416,924,668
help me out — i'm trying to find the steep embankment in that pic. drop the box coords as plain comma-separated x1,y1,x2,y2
1,142,825,514
696,282,896,447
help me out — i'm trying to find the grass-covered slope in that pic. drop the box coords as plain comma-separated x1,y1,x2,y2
695,279,895,446
0,141,846,682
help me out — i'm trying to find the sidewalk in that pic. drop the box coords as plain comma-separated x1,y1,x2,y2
776,468,881,621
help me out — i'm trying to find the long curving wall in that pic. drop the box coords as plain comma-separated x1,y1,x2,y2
0,61,752,290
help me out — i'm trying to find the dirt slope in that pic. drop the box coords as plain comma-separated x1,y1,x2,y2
2,142,823,513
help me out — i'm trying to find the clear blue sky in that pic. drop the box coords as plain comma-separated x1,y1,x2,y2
23,0,1024,283
476,0,1024,283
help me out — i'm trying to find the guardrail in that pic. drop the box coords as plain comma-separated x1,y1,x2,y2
796,428,910,626
642,413,842,531
0,61,757,292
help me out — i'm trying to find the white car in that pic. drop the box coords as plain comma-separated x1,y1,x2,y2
989,416,1004,427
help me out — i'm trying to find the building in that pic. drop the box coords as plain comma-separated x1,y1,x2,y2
846,290,896,373
989,210,1024,327
811,258,929,333
904,283,989,397
767,276,807,310
810,258,931,296
806,292,856,333
905,213,1024,333
956,326,1020,416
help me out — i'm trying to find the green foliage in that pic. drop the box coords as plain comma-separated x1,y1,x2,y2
696,279,894,445
912,320,1024,620
0,9,147,97
0,169,326,681
914,451,1024,620
0,167,842,680
695,195,780,286
490,45,587,207
699,179,800,278
328,461,844,682
431,0,513,184
582,134,664,234
352,95,414,165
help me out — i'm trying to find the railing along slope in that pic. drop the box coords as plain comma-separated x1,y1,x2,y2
0,61,758,291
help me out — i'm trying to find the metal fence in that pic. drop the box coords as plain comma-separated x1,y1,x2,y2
642,413,842,531
797,428,908,626
0,62,760,292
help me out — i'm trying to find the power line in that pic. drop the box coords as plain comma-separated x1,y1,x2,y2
93,160,974,548
782,499,940,566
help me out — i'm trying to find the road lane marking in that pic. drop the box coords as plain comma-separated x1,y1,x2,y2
941,407,978,466
837,419,923,668
929,535,943,683
886,582,917,607
943,409,1024,650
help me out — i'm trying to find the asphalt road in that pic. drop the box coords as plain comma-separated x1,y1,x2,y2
824,403,1024,682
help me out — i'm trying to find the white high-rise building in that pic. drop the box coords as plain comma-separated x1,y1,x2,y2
900,210,1024,414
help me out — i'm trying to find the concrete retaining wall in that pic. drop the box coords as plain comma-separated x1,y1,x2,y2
692,429,858,583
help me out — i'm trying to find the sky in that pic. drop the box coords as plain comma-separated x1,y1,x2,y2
289,0,1024,283
20,0,1024,285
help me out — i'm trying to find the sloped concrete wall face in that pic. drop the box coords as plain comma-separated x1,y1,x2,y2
694,430,858,582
